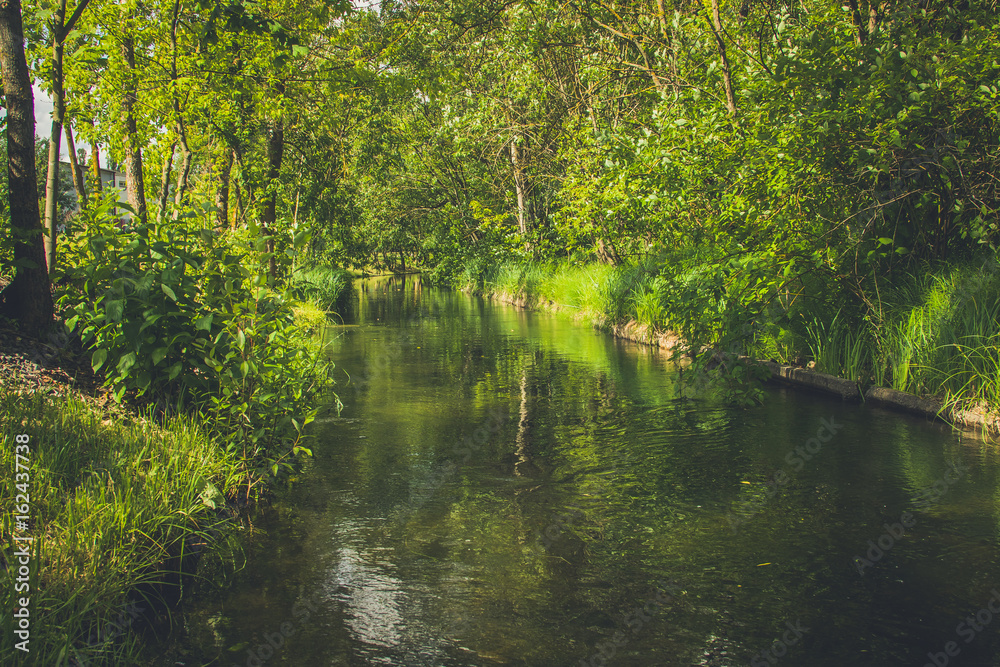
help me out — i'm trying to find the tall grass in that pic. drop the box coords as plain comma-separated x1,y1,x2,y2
873,258,1000,400
474,261,627,321
938,340,1000,412
476,259,657,325
456,252,1000,413
290,265,351,311
0,394,241,665
539,263,617,315
789,258,1000,406
804,309,870,381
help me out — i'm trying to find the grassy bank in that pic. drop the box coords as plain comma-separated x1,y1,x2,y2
0,394,241,665
0,200,345,662
454,253,1000,416
289,265,353,314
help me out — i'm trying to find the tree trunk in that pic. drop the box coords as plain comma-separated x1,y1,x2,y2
121,33,147,224
64,118,87,207
41,0,89,267
261,115,284,280
847,0,868,45
233,166,243,230
156,140,176,224
654,0,669,38
510,139,527,235
708,0,738,117
171,139,192,220
215,149,232,230
866,2,882,42
42,0,68,273
0,0,53,333
596,237,621,264
168,0,191,221
88,125,102,192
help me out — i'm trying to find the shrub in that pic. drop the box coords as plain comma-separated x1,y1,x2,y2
55,197,334,490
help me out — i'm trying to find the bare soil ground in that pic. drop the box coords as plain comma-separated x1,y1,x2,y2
0,322,112,408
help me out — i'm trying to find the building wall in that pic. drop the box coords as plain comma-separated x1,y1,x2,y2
98,168,131,218
58,161,131,218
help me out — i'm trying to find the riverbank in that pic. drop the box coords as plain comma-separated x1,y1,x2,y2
1,392,242,665
0,295,337,664
454,259,1000,436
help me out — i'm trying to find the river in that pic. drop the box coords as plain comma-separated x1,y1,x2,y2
154,275,1000,667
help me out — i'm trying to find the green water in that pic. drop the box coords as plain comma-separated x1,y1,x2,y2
160,276,1000,667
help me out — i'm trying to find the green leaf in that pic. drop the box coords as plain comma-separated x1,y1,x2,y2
195,313,214,331
106,299,125,322
118,351,138,373
162,283,178,301
92,348,108,371
152,347,168,365
199,481,222,509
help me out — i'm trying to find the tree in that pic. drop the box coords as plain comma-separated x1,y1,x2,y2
40,0,91,272
120,22,147,225
706,0,736,118
0,0,52,333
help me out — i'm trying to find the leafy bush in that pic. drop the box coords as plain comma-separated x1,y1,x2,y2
55,197,333,489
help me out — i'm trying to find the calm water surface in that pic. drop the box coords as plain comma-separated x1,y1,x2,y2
157,276,1000,667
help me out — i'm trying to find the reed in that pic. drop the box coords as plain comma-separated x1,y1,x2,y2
290,265,351,311
456,251,1000,413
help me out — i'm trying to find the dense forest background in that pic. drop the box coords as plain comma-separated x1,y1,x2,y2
2,0,995,274
1,0,999,406
1,0,998,426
